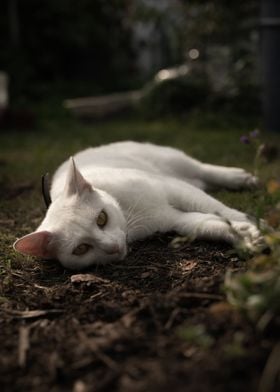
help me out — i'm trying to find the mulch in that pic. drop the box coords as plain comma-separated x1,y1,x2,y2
0,230,276,392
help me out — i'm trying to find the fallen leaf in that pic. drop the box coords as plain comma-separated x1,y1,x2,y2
73,380,88,392
180,259,197,272
267,179,280,195
4,309,63,319
70,274,109,284
265,210,280,228
169,236,192,248
208,301,233,317
140,271,151,279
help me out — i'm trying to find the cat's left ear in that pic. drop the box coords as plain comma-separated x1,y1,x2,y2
65,157,93,197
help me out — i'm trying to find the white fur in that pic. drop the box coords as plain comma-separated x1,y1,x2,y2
14,141,264,269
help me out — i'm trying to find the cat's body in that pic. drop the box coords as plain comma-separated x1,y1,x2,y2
14,141,264,269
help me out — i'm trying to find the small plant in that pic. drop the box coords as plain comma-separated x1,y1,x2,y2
178,324,214,349
225,131,280,331
240,129,279,176
225,249,280,330
223,331,247,358
240,129,263,177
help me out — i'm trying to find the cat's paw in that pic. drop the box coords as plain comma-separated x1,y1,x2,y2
225,168,259,190
231,221,266,253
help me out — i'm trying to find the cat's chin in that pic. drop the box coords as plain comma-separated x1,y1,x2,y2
57,247,127,270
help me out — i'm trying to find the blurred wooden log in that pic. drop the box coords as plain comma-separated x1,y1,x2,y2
63,65,192,119
64,90,143,119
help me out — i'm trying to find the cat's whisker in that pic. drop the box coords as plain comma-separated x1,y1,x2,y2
127,213,152,230
126,207,153,225
125,196,146,223
126,199,156,225
128,224,149,234
127,213,156,229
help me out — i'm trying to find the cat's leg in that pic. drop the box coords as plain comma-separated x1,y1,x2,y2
200,163,258,190
166,179,250,221
164,179,267,250
169,156,258,190
165,209,265,253
154,146,258,190
140,144,257,190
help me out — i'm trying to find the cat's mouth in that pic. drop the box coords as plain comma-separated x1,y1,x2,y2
99,237,127,259
112,243,127,260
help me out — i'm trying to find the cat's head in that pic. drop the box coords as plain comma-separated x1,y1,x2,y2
13,159,127,270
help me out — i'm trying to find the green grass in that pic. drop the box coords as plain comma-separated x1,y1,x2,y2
0,105,279,267
1,108,278,180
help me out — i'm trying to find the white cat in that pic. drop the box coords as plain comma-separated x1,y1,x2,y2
13,141,265,270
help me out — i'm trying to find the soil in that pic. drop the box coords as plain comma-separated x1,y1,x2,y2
0,186,278,392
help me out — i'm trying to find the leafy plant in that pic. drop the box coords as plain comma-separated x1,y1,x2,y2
225,131,280,331
178,324,214,349
225,248,280,330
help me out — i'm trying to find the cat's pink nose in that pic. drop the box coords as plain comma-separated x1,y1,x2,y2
105,244,120,255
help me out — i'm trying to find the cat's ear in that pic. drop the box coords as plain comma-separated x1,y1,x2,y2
13,231,54,259
65,157,93,197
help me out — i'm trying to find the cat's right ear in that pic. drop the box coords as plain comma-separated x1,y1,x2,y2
13,231,55,259
64,157,93,197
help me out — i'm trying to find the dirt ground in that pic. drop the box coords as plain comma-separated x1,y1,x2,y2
0,184,278,392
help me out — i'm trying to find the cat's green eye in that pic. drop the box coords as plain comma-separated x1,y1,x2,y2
96,210,108,228
72,243,92,256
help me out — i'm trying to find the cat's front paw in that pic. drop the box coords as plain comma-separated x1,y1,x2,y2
231,221,266,253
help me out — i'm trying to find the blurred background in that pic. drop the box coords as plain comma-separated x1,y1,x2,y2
1,4,280,392
0,0,269,125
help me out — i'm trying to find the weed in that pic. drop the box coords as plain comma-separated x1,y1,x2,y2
225,130,280,331
178,324,214,349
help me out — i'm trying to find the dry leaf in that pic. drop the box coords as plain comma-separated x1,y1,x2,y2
265,210,280,228
180,259,198,272
267,179,280,195
140,271,151,279
6,309,63,319
70,274,109,284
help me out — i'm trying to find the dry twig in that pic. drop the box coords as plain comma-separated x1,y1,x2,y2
18,326,30,367
258,342,280,392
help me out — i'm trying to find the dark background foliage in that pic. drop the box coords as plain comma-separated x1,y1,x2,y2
0,0,259,108
0,0,135,98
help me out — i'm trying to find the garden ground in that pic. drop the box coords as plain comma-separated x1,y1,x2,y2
0,109,279,391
